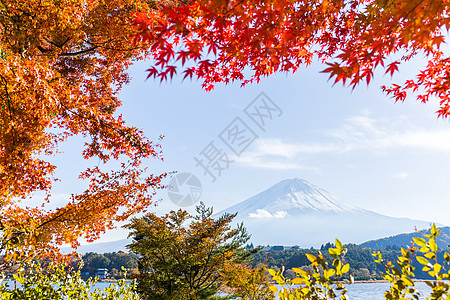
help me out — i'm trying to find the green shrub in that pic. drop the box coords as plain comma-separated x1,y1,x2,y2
269,224,450,299
0,262,140,300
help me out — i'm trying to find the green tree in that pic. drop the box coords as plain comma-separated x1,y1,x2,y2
80,251,139,277
125,202,256,300
104,252,139,274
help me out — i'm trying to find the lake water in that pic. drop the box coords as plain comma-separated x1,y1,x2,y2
346,282,431,299
5,280,433,299
273,282,432,299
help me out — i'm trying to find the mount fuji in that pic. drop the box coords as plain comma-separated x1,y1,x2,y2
215,178,432,247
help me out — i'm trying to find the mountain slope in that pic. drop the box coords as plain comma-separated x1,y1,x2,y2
216,178,361,217
215,178,433,248
61,239,130,254
361,227,450,249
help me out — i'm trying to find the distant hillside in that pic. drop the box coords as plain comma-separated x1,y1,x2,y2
361,226,450,249
61,239,130,254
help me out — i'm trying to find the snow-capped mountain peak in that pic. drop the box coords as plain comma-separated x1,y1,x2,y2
217,178,359,218
214,178,431,247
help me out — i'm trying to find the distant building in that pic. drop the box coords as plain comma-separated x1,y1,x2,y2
96,268,108,279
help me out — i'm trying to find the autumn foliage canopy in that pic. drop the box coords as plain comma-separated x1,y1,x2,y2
0,0,166,261
134,0,450,117
2,0,450,263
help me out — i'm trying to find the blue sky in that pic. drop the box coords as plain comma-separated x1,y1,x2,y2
46,57,450,243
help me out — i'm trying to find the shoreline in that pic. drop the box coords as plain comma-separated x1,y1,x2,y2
350,279,435,284
271,279,436,285
98,278,133,282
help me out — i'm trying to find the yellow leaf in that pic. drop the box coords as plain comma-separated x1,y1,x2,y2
292,267,306,275
341,263,350,274
325,269,336,278
301,287,310,294
269,286,278,293
416,256,429,265
291,277,303,284
429,239,437,252
306,253,317,263
413,237,426,247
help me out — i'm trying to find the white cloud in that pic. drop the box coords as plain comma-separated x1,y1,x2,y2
233,151,321,171
249,209,273,218
235,111,450,170
396,130,450,151
248,209,288,218
249,139,332,157
393,172,409,179
326,114,450,153
273,211,288,218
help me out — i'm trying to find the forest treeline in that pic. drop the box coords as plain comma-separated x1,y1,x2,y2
79,251,139,279
75,242,450,281
361,227,450,249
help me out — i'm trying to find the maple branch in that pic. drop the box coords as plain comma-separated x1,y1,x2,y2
0,75,16,148
33,154,152,234
195,246,214,287
83,37,149,53
43,36,71,50
58,46,100,57
37,36,72,54
96,43,148,52
36,45,51,53
0,190,121,250
54,37,143,57
403,0,426,21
